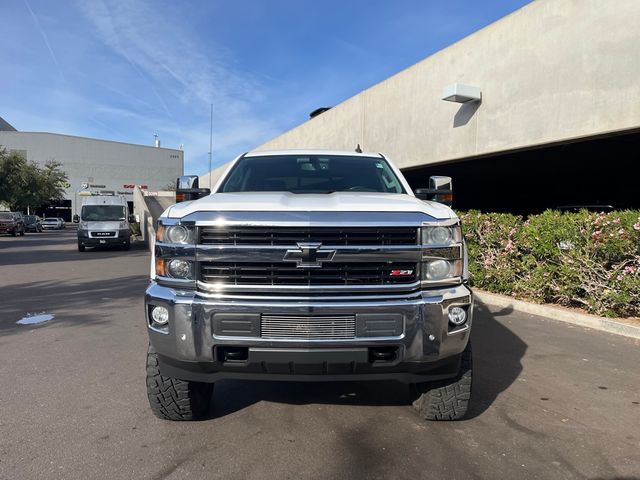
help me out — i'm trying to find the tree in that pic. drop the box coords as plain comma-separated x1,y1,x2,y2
0,148,68,212
161,181,176,191
39,160,68,205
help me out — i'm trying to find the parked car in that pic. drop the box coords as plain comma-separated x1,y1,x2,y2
41,217,64,230
56,217,66,228
23,215,43,233
0,212,26,236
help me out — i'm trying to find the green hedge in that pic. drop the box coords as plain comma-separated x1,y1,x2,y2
130,222,141,237
459,210,640,318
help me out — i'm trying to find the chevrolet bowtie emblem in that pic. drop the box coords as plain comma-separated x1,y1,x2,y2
283,242,336,268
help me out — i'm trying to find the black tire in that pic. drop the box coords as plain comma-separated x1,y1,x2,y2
410,341,472,421
146,344,213,421
11,230,17,237
78,243,85,252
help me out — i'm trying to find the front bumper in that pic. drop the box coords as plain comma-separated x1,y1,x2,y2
145,283,473,383
77,229,130,246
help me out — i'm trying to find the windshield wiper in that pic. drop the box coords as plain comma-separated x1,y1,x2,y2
288,190,337,194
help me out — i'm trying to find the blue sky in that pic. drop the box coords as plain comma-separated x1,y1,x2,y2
0,0,531,174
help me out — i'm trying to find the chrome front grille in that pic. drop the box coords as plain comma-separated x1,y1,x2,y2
199,262,418,286
195,225,421,294
261,314,356,339
199,226,417,246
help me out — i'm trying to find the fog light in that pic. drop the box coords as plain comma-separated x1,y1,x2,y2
448,306,467,326
167,259,191,279
151,306,169,325
426,260,452,280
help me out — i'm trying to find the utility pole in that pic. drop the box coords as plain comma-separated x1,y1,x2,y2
208,103,213,189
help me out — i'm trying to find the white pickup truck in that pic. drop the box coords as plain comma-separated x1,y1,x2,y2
145,150,473,421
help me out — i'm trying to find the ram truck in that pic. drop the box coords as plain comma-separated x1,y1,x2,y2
145,150,473,421
77,195,131,251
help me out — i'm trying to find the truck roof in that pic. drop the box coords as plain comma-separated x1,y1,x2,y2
80,195,128,206
245,149,384,158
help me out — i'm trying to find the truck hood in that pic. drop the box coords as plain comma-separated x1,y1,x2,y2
165,192,454,220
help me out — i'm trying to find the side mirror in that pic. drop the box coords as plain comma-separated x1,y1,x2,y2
128,215,136,223
72,214,80,223
175,175,211,203
415,176,453,206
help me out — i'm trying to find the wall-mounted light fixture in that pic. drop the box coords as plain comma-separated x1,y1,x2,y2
442,84,482,103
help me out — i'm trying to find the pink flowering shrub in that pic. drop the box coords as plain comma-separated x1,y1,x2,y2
459,210,640,318
458,212,522,294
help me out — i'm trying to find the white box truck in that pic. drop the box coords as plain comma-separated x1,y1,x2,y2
77,195,132,251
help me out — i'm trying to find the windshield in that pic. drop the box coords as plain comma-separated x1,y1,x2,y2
219,155,406,194
81,205,126,221
0,213,13,220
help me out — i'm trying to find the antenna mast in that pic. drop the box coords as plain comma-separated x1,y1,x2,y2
208,103,213,189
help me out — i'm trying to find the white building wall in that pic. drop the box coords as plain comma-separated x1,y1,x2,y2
252,0,640,170
0,132,183,215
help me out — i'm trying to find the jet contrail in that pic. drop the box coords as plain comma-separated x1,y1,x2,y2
125,55,184,139
24,0,66,82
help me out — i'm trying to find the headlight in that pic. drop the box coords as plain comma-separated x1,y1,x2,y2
425,260,451,280
421,225,461,245
421,259,463,282
79,221,89,229
162,225,192,244
118,221,128,229
420,222,464,285
166,259,192,279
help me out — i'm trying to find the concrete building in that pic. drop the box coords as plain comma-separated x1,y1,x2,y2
0,116,17,132
202,0,640,213
0,123,183,220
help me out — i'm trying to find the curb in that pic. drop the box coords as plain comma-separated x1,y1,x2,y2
474,290,640,340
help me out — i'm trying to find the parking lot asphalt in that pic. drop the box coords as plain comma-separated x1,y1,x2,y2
1,229,639,480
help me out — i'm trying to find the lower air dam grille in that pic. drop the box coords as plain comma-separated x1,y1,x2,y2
261,315,356,339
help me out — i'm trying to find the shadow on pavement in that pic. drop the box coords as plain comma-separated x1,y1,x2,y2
0,274,148,336
466,301,527,419
210,379,409,419
592,478,640,480
0,242,148,266
0,232,70,245
208,302,527,421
